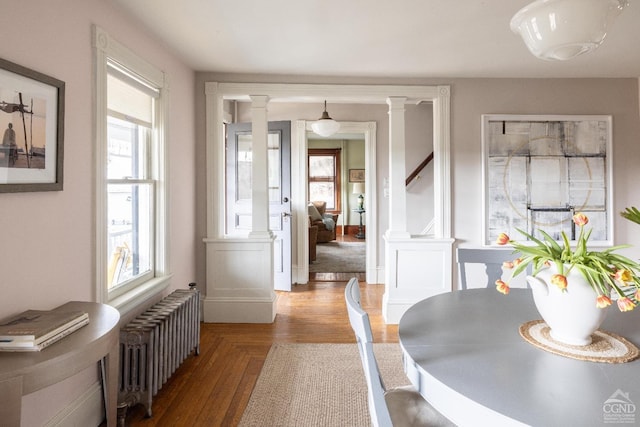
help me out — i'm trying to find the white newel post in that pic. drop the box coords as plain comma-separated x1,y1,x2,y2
203,91,277,323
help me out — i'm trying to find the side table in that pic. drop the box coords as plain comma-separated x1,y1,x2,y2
0,301,120,427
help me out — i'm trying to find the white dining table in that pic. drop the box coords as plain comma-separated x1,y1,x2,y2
398,288,640,427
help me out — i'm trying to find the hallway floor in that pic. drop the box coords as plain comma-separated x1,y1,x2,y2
309,232,366,282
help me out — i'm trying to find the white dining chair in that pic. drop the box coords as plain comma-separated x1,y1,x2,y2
456,247,519,290
345,278,455,427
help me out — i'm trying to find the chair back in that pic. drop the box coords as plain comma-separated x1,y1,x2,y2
345,278,393,427
456,248,516,290
311,200,327,216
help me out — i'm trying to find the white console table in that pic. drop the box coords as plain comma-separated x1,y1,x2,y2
0,301,120,427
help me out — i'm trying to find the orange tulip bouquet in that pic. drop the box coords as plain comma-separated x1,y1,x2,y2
495,213,640,312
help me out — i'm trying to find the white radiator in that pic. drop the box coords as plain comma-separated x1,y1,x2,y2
118,285,200,418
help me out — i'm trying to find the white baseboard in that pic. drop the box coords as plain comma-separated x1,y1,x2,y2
203,296,277,323
372,266,385,284
44,382,104,427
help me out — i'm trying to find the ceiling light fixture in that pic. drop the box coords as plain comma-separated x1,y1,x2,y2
311,101,340,137
510,0,628,61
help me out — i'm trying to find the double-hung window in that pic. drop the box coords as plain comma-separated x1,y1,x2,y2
94,26,169,309
308,148,341,212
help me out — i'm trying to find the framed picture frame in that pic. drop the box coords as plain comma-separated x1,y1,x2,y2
481,114,613,246
349,169,365,183
0,58,65,192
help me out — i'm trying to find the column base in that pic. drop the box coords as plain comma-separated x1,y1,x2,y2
203,294,277,323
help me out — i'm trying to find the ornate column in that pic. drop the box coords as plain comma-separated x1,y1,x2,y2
386,97,411,239
249,95,274,239
203,91,276,323
382,91,453,324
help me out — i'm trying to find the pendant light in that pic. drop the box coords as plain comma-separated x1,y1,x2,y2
311,101,340,137
510,0,628,61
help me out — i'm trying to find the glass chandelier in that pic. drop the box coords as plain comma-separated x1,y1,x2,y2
510,0,628,61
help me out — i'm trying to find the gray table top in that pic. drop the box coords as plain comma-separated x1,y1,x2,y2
0,301,120,392
398,288,640,427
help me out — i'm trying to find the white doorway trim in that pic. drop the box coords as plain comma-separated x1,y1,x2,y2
204,82,450,323
293,121,377,284
205,82,449,239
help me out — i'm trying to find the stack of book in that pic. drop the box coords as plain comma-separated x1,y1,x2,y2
0,309,90,351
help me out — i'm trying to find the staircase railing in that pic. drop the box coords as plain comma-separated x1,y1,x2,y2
406,152,433,186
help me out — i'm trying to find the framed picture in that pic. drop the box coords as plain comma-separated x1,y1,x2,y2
481,114,612,246
0,58,65,192
349,169,365,182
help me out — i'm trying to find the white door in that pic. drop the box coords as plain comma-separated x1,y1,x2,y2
226,121,292,291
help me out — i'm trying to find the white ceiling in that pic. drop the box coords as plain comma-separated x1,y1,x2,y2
112,0,640,78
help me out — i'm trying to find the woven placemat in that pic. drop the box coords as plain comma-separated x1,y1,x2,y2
519,320,640,363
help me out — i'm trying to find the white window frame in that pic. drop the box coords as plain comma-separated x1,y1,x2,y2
93,25,170,314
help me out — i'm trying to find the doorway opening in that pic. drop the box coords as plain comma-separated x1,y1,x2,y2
293,120,377,286
307,139,366,281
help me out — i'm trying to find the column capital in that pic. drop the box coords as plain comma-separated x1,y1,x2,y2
249,95,269,107
386,96,408,109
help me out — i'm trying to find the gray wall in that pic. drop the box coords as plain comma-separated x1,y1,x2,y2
451,78,640,254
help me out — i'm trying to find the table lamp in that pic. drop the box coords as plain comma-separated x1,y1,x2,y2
352,183,365,210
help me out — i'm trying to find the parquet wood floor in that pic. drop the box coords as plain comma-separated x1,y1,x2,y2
123,280,394,427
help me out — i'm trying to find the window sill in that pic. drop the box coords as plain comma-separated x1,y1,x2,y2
108,275,172,318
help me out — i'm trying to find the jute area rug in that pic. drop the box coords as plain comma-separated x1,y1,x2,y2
239,343,408,427
309,242,366,273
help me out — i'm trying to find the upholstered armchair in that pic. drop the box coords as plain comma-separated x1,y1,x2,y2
308,222,318,262
308,201,339,243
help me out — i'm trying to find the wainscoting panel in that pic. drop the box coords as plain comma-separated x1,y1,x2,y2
382,236,455,323
203,238,277,323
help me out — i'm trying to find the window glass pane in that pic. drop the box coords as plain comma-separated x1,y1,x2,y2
268,133,281,202
236,134,252,200
309,155,334,177
309,182,335,209
107,183,153,289
107,116,149,179
308,150,340,211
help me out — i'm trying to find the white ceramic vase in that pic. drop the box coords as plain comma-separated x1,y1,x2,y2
526,264,609,346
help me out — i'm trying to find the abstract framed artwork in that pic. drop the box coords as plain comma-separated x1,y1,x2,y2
481,114,613,246
0,58,65,192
